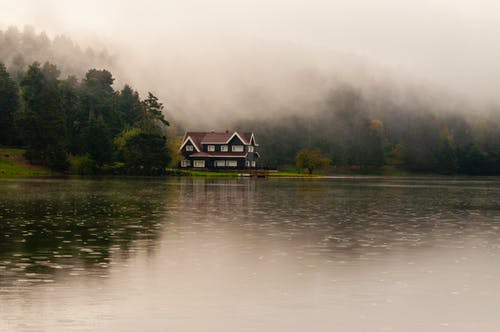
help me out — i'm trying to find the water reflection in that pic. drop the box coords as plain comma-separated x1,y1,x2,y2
0,178,172,286
1,177,499,331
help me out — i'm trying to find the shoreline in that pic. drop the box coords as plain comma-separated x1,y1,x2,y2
2,148,498,179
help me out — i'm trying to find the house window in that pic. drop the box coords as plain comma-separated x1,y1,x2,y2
245,160,250,167
232,145,244,152
226,160,237,167
207,145,215,152
248,146,254,152
215,160,226,167
221,145,228,152
193,160,205,168
181,160,190,167
251,161,256,167
186,145,193,152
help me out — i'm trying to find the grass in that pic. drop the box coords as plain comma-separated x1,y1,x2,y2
0,148,51,177
172,169,319,178
270,165,418,177
0,148,420,179
166,169,240,177
0,148,25,156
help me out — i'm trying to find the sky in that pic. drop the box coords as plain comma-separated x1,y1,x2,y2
1,0,499,125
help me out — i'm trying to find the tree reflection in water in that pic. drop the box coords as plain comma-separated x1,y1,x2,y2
0,178,174,286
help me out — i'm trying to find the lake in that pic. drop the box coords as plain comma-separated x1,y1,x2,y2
1,177,499,331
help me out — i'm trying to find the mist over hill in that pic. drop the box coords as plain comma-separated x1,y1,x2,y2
0,25,115,80
117,38,487,130
0,24,498,174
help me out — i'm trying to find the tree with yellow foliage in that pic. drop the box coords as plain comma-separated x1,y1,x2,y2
295,148,331,174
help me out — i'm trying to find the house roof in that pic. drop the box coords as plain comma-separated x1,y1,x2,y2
180,131,257,152
200,132,234,143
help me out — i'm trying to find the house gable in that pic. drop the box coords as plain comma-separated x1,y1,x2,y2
226,132,247,145
227,135,246,147
248,133,258,146
179,136,201,152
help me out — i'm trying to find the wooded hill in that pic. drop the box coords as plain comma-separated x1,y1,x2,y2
0,61,171,175
1,26,499,175
243,86,500,175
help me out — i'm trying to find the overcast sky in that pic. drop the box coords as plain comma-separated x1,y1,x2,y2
1,0,499,119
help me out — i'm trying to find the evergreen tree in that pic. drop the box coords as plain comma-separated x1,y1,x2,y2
59,76,85,154
0,62,19,145
84,120,113,167
138,92,169,134
20,62,69,170
81,69,114,120
80,69,117,162
116,85,142,127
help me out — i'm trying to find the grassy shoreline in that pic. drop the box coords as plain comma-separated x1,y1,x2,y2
0,148,485,179
0,148,51,178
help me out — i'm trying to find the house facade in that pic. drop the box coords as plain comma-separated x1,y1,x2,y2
179,131,260,169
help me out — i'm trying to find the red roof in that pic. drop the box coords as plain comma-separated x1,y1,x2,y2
201,132,233,143
182,131,257,151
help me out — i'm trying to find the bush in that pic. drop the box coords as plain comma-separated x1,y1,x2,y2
45,146,70,172
70,154,98,175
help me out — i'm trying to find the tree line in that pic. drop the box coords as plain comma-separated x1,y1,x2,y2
0,26,113,81
0,61,171,175
245,86,500,175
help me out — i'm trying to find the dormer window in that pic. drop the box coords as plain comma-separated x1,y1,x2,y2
186,145,193,151
221,145,228,152
207,145,215,152
248,146,254,152
232,145,244,152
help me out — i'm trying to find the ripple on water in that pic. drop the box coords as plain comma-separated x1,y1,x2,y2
0,177,499,330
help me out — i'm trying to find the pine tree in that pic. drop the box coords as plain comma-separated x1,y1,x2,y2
0,62,20,145
20,62,69,170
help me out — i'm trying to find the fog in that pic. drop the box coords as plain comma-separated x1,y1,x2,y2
1,0,500,127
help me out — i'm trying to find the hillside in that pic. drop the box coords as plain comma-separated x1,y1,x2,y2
0,148,51,177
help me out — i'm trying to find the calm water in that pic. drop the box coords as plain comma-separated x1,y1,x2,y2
0,177,499,331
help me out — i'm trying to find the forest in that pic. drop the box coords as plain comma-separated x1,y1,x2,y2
243,86,500,174
0,26,499,175
0,60,171,175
